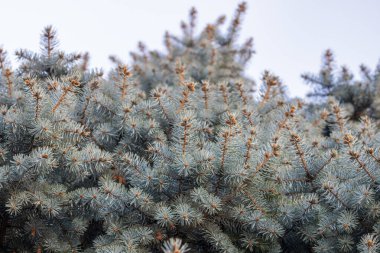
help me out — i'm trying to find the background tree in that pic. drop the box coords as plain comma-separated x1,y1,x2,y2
302,49,380,122
111,3,255,93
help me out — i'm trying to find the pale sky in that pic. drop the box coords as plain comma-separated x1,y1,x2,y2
1,0,379,98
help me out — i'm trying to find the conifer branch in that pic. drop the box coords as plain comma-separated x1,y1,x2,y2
323,183,350,209
52,79,80,112
176,82,195,114
189,7,197,40
33,91,42,120
348,150,376,183
259,72,280,107
3,68,13,98
175,62,186,86
201,81,209,110
180,117,191,156
332,104,345,134
289,132,312,179
225,2,247,45
243,128,255,170
219,83,229,109
242,189,266,214
80,79,100,125
153,88,170,120
313,151,336,178
366,148,380,165
215,113,237,194
41,26,58,59
235,81,248,107
118,65,132,100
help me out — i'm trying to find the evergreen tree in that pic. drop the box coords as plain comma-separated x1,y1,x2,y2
302,49,380,121
0,3,379,253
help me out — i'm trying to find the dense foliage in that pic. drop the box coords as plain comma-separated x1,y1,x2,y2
0,3,379,253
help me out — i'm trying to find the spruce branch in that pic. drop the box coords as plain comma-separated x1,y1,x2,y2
52,78,80,112
3,68,13,98
41,26,58,59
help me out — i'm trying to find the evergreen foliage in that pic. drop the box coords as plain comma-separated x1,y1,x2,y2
302,49,380,121
115,2,255,93
0,3,379,253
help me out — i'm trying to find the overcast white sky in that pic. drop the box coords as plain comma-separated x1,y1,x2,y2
1,0,379,97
